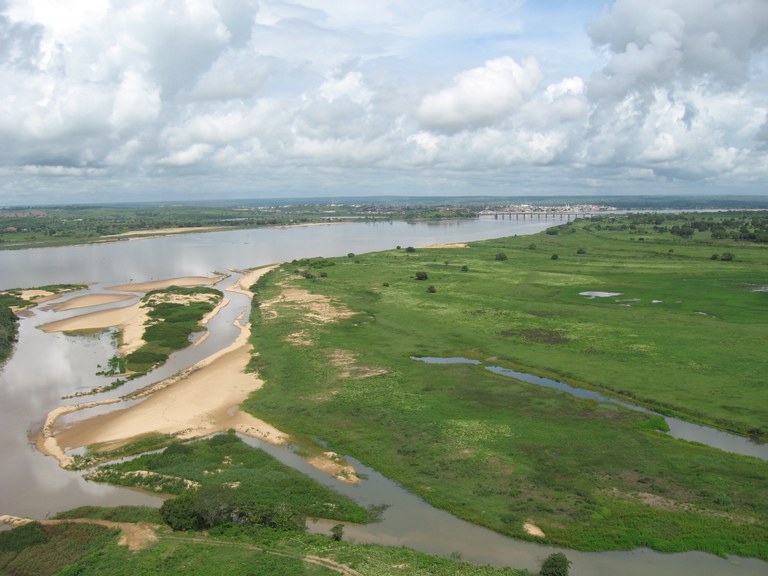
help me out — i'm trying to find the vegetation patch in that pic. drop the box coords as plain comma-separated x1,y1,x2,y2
242,212,768,559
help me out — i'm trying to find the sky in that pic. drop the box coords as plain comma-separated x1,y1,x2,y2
1,0,767,205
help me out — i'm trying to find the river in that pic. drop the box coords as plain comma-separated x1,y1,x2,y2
0,218,765,575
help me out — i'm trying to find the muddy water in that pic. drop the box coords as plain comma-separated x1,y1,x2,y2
242,437,767,576
0,218,553,519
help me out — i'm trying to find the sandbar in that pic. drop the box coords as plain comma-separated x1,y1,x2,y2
40,265,359,483
108,274,227,293
53,293,134,312
38,302,148,356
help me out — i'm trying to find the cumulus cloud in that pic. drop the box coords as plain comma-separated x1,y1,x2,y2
418,57,542,133
0,0,767,203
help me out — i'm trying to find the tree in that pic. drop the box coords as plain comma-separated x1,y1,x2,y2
405,246,416,253
540,552,571,576
415,271,428,281
330,524,344,541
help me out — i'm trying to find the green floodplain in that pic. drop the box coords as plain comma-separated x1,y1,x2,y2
243,211,768,558
2,209,768,575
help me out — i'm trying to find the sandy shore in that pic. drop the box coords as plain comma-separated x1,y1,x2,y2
53,293,134,312
104,226,228,238
425,242,469,249
39,264,359,483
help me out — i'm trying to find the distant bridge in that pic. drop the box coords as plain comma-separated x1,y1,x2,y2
485,211,595,221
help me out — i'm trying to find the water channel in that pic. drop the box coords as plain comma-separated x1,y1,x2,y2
0,218,765,575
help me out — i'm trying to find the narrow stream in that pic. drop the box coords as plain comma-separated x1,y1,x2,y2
412,357,768,461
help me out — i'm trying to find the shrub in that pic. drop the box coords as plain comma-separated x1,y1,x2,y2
427,285,437,293
461,265,469,272
405,246,416,253
540,552,571,576
528,243,537,250
551,254,559,260
720,252,734,261
710,253,719,260
415,271,428,281
576,247,586,254
347,252,355,258
495,252,508,261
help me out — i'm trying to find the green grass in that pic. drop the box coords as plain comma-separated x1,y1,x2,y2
0,522,119,576
124,286,221,373
53,505,164,524
88,433,370,524
2,522,526,576
241,213,768,559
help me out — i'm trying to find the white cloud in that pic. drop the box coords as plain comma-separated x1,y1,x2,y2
0,0,767,203
418,56,542,133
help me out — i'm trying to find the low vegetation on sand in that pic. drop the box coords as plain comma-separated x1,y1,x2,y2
124,285,222,374
242,211,768,559
86,433,371,528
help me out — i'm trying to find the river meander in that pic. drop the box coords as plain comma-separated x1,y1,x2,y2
1,218,765,575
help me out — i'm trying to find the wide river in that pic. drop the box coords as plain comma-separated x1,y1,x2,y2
0,218,765,576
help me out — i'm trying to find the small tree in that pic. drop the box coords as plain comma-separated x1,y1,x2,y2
415,271,428,281
405,246,416,253
495,252,508,261
331,524,344,541
540,552,571,576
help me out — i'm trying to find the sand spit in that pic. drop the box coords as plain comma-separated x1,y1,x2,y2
53,293,135,312
108,274,227,293
523,522,545,538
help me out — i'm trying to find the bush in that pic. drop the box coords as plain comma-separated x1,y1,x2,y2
528,243,537,250
551,254,559,260
415,271,428,281
720,252,734,261
405,246,416,253
427,285,437,293
710,253,719,260
540,552,571,576
495,252,508,261
461,265,469,272
576,247,586,254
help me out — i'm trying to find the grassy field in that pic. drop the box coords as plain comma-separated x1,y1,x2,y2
241,212,768,558
0,518,527,576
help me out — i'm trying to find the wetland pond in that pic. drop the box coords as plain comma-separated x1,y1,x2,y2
1,219,765,575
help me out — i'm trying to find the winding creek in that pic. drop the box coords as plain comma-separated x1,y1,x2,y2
1,219,766,575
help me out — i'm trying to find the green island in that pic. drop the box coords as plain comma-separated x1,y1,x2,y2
239,210,768,559
0,284,88,365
